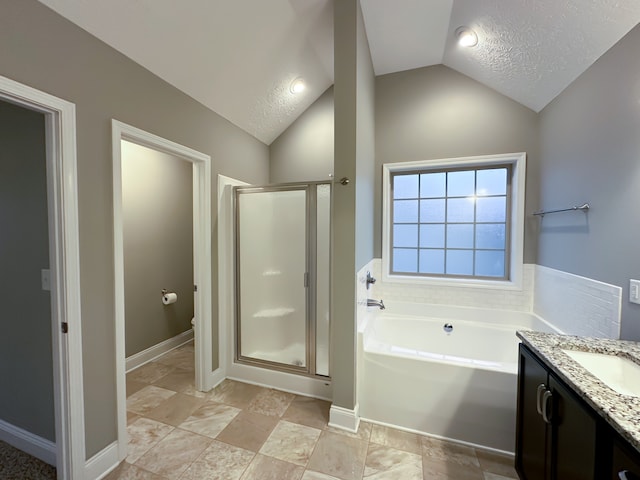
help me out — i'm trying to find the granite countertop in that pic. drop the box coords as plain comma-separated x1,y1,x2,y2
517,330,640,452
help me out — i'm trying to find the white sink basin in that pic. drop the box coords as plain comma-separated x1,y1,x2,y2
562,349,640,397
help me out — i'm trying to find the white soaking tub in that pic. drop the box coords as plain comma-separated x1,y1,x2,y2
358,302,560,453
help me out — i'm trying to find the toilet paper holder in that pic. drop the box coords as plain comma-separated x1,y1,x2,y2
161,289,168,296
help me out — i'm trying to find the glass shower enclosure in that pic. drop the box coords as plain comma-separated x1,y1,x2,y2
234,183,330,378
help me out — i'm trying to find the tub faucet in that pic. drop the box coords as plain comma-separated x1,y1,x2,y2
367,298,385,310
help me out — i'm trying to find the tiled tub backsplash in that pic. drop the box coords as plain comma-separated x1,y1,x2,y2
356,260,622,339
534,265,621,339
364,259,535,311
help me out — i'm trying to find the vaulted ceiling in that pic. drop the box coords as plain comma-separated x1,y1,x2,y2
38,0,640,145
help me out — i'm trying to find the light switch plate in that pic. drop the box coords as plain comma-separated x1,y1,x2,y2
630,279,640,304
41,269,51,291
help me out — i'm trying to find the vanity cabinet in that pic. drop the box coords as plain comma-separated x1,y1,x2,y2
516,344,599,480
612,434,640,479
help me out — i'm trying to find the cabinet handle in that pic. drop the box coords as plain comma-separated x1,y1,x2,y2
619,470,640,480
541,390,553,424
536,383,547,415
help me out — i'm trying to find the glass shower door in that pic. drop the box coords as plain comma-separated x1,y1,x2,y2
236,187,308,369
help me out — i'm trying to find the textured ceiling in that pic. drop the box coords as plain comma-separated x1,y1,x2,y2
37,0,640,145
442,0,640,112
361,0,453,75
37,0,334,145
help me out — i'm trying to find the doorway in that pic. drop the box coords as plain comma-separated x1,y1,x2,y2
0,76,85,479
112,121,212,461
234,183,331,378
218,176,332,400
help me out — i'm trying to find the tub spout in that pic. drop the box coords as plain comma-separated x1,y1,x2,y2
367,299,385,310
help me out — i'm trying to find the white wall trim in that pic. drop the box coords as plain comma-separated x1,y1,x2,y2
0,419,56,466
217,175,249,377
125,330,194,372
328,404,360,433
0,75,85,479
112,120,213,463
85,441,119,480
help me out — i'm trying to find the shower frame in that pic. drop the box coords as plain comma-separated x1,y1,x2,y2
233,181,331,379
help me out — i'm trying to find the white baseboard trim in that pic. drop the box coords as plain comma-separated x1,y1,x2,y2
126,329,193,372
206,367,226,392
87,440,120,480
328,404,360,433
0,419,56,466
359,416,515,456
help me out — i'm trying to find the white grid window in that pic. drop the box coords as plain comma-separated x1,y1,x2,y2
390,166,511,279
383,153,526,288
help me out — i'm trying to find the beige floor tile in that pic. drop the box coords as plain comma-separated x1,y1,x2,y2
153,368,196,393
421,436,480,468
422,457,484,480
369,424,422,455
207,380,265,409
239,454,304,480
180,440,255,480
179,402,241,438
144,393,206,426
307,430,368,480
104,462,165,480
216,410,279,452
326,420,372,442
127,411,141,426
126,417,174,464
364,461,423,479
155,347,195,371
476,450,518,478
247,388,296,417
128,362,175,384
127,385,176,415
259,420,321,466
483,473,518,480
301,471,342,480
127,379,148,398
135,428,211,479
364,442,422,474
282,396,330,429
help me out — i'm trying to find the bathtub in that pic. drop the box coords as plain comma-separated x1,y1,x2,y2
358,302,560,453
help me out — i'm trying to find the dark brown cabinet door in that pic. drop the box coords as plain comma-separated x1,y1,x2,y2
516,345,551,479
549,373,598,480
612,435,640,480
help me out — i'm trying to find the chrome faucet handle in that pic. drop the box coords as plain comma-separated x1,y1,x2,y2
366,271,376,290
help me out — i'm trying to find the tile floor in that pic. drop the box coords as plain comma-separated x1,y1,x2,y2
107,342,519,480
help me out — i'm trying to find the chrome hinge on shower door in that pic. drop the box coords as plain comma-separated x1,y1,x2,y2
61,322,68,334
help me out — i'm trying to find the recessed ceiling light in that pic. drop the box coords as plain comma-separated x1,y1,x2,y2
290,77,306,94
455,26,478,48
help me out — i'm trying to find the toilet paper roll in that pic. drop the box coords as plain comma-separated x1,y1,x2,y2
162,292,178,305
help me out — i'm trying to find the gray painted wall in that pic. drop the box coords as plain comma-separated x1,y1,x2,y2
375,65,541,262
122,141,194,357
270,86,334,184
538,24,640,340
271,64,541,264
0,0,269,457
331,0,375,410
0,100,55,441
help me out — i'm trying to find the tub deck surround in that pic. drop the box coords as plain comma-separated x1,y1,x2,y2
517,330,640,453
359,303,560,452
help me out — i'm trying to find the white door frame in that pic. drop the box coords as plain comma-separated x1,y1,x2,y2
0,76,85,479
112,120,212,460
217,175,249,377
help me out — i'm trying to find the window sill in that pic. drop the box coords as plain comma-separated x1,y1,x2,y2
382,272,524,291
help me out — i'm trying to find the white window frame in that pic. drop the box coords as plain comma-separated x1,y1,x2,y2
382,152,526,290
